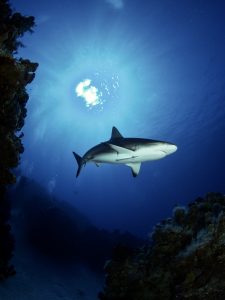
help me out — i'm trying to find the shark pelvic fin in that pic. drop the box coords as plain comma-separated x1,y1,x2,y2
111,126,123,139
126,163,141,177
72,152,83,177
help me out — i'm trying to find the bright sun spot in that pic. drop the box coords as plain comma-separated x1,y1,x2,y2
75,72,120,110
76,79,101,108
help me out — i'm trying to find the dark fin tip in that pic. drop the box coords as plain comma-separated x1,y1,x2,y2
132,171,138,177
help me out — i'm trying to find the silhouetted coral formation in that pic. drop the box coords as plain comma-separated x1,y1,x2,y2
0,0,38,279
99,193,225,300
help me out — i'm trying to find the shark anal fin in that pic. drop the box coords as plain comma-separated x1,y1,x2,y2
126,163,141,177
111,126,123,139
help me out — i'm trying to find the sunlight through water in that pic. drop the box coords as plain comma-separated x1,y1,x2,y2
75,79,101,108
75,72,120,110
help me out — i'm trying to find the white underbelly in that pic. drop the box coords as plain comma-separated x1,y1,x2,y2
92,150,166,164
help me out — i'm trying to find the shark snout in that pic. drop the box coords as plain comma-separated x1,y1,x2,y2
157,142,177,155
163,143,178,155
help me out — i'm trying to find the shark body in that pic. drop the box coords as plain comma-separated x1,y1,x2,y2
73,127,177,177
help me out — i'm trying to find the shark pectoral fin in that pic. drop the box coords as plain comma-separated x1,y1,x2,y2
95,163,100,167
116,156,136,161
126,163,141,177
108,143,134,154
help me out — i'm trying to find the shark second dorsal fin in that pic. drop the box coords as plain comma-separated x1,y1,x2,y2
111,126,123,139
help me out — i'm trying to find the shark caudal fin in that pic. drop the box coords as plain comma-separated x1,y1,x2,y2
72,152,83,177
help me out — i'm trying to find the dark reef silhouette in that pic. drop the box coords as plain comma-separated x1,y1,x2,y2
0,0,38,279
9,176,144,272
99,192,225,300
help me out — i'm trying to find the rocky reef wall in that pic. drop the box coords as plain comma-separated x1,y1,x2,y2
99,193,225,300
0,0,38,279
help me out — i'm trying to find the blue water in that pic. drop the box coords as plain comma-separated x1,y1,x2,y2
11,0,225,237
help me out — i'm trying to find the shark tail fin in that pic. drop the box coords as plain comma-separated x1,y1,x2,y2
72,152,83,177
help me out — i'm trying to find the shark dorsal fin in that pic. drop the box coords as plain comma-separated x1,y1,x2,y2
111,126,123,139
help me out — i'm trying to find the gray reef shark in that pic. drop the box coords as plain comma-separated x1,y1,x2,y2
73,126,177,177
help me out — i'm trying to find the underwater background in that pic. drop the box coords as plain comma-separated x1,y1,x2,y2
1,0,225,299
10,0,225,237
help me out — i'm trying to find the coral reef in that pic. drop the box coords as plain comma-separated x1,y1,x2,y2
99,193,225,300
0,0,38,279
